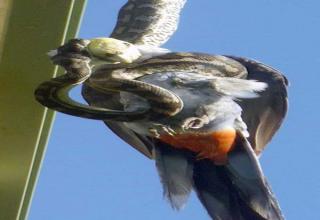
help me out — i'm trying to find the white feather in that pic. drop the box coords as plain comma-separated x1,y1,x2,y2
211,77,268,98
136,45,171,61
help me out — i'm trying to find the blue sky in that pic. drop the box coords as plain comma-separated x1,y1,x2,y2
29,1,320,219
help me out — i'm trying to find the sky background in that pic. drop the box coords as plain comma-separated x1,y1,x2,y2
29,0,320,219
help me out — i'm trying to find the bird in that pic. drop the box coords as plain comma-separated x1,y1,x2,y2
35,0,288,219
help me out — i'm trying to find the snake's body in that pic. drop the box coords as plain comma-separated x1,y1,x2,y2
35,51,248,121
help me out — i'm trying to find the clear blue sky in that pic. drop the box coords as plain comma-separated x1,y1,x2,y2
29,1,320,219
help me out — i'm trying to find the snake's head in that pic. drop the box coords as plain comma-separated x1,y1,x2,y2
87,38,141,64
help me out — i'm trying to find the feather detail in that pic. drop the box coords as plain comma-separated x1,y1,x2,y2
168,73,267,99
136,45,171,61
228,56,288,155
210,77,268,99
193,131,284,220
110,0,187,47
154,141,193,210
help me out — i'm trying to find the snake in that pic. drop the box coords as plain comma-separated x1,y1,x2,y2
34,38,247,121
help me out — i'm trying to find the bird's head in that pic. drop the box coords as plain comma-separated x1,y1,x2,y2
87,38,141,64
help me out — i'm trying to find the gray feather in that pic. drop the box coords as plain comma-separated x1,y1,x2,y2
154,142,193,210
227,56,288,155
193,131,284,220
226,131,284,220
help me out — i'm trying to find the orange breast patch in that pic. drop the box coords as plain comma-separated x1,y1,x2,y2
159,129,236,165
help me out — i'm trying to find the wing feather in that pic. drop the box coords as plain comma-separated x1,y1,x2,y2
154,140,193,210
193,131,284,220
227,56,288,154
110,0,187,46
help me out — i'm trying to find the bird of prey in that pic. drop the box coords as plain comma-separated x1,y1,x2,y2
35,0,288,219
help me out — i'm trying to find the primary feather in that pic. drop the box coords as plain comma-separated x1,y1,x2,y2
111,0,187,46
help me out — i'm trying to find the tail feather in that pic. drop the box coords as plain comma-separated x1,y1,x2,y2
226,132,283,219
153,132,283,219
154,141,194,210
193,161,245,220
193,131,284,220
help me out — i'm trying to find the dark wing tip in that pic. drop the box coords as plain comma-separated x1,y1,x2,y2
226,56,288,153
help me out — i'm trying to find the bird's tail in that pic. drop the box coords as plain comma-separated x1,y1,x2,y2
154,141,194,210
154,132,284,219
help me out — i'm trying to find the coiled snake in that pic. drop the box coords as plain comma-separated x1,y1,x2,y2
35,38,248,122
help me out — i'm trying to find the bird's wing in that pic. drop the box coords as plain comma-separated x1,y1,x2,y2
81,84,154,159
227,56,288,155
193,131,284,220
110,0,187,47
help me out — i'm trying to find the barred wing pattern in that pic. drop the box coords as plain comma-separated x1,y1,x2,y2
110,0,187,46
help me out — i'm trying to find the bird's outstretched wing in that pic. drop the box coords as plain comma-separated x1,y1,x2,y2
110,0,187,47
228,56,288,155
